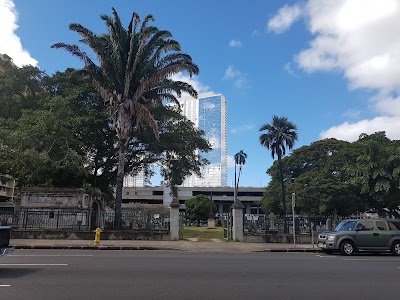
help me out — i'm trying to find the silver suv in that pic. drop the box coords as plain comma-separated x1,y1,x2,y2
317,218,400,255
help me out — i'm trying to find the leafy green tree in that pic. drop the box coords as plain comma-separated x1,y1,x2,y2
0,54,45,121
125,105,211,198
262,138,364,215
52,8,199,228
0,63,209,206
259,116,298,232
42,69,118,201
0,56,87,188
185,194,213,225
233,150,247,205
348,132,400,212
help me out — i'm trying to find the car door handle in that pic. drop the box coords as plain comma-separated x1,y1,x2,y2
373,233,379,236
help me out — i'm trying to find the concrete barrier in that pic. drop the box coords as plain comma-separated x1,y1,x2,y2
243,234,314,244
11,229,170,241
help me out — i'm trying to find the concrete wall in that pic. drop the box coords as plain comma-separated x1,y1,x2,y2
20,188,104,210
11,230,170,241
243,234,316,244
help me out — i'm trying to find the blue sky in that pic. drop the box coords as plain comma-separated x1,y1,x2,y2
2,0,400,187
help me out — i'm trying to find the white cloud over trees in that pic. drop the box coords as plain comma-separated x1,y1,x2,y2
0,0,37,67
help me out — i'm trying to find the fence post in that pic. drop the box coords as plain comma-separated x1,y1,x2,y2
326,218,332,231
269,213,275,232
232,202,244,242
169,198,180,241
24,209,28,229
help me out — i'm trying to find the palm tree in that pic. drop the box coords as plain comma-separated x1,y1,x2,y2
234,150,247,205
52,8,199,228
259,116,298,233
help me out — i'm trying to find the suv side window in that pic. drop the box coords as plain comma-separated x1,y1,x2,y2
355,221,374,231
376,220,388,231
387,221,400,230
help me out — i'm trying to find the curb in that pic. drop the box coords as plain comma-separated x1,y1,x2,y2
254,249,322,253
12,245,321,253
13,245,185,251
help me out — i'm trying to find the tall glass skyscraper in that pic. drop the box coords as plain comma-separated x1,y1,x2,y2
179,92,227,187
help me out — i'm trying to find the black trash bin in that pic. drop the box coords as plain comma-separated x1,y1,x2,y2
0,226,11,247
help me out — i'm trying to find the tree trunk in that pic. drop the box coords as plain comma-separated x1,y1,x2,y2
278,157,288,233
237,165,242,190
114,142,127,230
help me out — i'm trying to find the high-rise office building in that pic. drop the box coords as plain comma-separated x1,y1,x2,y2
179,92,227,187
123,171,146,187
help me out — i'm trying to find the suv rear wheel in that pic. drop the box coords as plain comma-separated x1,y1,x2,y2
340,240,356,255
391,241,400,256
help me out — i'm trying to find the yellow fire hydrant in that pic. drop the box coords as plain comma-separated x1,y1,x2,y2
94,228,102,246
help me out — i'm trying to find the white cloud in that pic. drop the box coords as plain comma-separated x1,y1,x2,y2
342,109,362,120
320,117,400,142
229,40,242,48
170,72,209,96
0,0,37,67
227,155,235,168
294,0,400,93
284,62,299,78
223,65,241,80
231,124,256,134
371,93,400,116
234,77,250,89
223,65,250,89
268,4,303,33
270,1,400,140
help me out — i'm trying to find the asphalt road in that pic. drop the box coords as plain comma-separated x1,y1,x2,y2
0,249,399,300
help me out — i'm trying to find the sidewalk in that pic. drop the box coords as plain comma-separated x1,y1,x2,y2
10,239,321,253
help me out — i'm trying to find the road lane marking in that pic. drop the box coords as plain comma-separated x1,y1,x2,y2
0,264,68,266
315,255,337,258
0,285,11,287
343,258,400,261
8,255,92,257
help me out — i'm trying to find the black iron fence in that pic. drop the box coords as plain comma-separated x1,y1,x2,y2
0,208,170,231
243,214,361,235
102,210,170,231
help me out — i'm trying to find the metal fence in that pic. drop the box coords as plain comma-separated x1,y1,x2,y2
243,214,356,235
102,210,170,231
0,208,170,231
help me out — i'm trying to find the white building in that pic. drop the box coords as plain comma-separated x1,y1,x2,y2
122,186,264,215
179,92,227,187
0,174,18,210
123,171,146,187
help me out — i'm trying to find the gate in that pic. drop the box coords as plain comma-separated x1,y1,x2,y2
179,212,185,240
223,213,232,240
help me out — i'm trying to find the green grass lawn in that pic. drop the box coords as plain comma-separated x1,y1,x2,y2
183,226,224,242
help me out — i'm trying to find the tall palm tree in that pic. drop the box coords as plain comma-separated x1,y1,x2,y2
52,8,199,228
259,116,298,233
234,150,247,205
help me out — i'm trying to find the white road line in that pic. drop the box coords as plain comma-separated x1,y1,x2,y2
0,285,11,287
315,255,337,258
0,264,68,266
8,255,92,257
344,258,400,261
